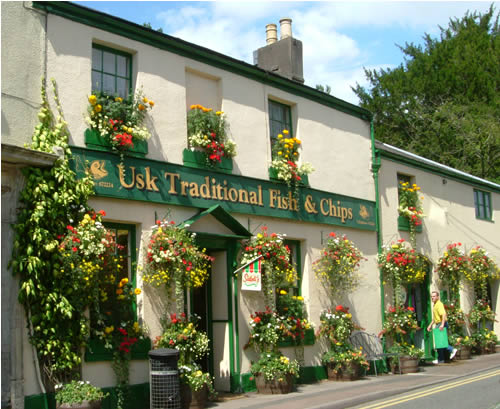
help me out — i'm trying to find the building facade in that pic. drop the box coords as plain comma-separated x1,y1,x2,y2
1,2,498,408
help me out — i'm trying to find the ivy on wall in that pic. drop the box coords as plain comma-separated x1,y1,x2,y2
10,79,94,386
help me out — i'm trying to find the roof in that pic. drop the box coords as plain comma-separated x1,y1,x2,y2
32,1,372,122
1,143,59,167
375,140,500,193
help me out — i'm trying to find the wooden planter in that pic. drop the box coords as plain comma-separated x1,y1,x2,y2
180,384,208,409
84,129,148,158
392,356,419,374
254,374,293,394
456,345,472,360
327,362,361,381
57,402,101,409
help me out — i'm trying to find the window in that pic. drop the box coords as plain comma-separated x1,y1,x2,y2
474,189,492,221
92,44,132,98
268,100,292,150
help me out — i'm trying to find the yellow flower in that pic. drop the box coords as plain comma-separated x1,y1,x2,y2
280,290,287,295
283,129,289,135
278,134,283,139
94,104,102,113
115,97,123,103
149,100,155,107
190,105,197,110
216,111,223,115
278,151,282,155
116,289,123,295
297,296,303,301
138,104,145,111
142,97,149,103
133,322,140,332
104,326,114,334
88,95,97,105
134,288,141,295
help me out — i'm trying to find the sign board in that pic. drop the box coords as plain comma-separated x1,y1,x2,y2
241,259,262,291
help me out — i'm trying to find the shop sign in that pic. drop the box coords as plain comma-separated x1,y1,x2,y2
241,259,262,292
71,148,376,231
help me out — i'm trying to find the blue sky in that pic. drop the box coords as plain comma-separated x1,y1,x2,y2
75,1,496,105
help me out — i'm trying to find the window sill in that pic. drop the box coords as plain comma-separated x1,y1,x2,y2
182,148,233,174
278,328,315,347
268,167,309,186
84,337,151,362
475,217,494,223
84,129,148,158
397,215,423,233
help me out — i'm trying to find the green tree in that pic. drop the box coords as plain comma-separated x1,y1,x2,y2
353,6,500,183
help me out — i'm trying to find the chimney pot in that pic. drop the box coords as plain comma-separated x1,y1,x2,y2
265,23,277,45
279,18,292,39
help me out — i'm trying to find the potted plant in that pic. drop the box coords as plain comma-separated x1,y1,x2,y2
321,344,369,381
179,364,215,409
55,380,108,409
449,334,474,360
387,343,424,374
186,104,236,169
251,351,300,394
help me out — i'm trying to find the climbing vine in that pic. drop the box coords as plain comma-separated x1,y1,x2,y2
10,79,94,387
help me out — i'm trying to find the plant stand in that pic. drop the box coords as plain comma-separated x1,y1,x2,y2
180,384,208,409
57,402,101,409
255,374,293,394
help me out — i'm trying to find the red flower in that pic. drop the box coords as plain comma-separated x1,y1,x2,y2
72,247,78,252
118,328,128,336
253,317,261,324
335,305,344,312
407,307,415,312
98,210,106,217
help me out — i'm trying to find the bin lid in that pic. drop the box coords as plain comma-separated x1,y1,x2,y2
148,348,179,359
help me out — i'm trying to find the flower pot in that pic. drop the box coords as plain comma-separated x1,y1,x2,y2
180,383,208,409
399,356,419,374
326,362,361,381
456,345,471,360
254,374,293,394
57,401,101,409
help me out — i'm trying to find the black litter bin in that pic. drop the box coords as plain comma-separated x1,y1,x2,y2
149,348,181,409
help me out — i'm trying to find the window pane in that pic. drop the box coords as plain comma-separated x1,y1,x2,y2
484,193,491,219
116,78,127,98
103,74,115,94
91,71,101,92
116,55,128,77
103,51,116,74
92,48,102,71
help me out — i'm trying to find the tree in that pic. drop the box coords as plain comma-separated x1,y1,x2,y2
353,6,500,183
143,22,163,33
315,84,332,94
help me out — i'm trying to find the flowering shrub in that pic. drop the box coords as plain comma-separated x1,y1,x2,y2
277,290,312,343
398,181,424,246
156,313,210,365
317,306,360,345
270,129,314,187
240,227,297,309
86,89,154,152
179,364,215,396
246,307,283,352
467,246,500,299
436,243,468,301
468,299,496,327
187,104,236,164
55,380,108,405
471,328,498,350
321,344,369,374
250,351,300,382
387,342,424,359
313,232,364,300
379,305,419,343
449,334,475,348
444,303,466,334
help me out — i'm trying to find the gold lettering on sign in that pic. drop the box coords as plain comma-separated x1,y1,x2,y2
200,177,210,199
135,172,145,190
118,165,135,189
145,167,159,191
304,195,318,214
164,172,180,194
228,188,238,202
189,182,200,197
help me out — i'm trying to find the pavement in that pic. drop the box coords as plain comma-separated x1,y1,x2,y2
209,353,500,409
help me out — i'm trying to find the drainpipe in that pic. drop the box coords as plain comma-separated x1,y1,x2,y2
370,120,385,334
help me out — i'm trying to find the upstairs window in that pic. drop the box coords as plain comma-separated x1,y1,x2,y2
92,44,132,98
474,189,492,221
268,100,292,151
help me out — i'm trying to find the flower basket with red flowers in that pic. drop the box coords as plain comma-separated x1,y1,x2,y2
397,181,424,247
379,305,419,344
186,104,236,166
436,243,468,302
317,305,361,345
466,246,500,300
276,290,313,346
313,232,364,301
239,227,297,310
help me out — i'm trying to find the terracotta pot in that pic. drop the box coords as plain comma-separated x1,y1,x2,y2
327,362,361,381
399,356,419,374
456,345,471,360
180,384,208,409
255,374,293,394
57,402,101,409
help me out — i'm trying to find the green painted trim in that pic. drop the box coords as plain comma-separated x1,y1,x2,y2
378,147,500,194
397,215,423,233
84,128,148,158
85,337,152,362
182,204,252,237
182,149,233,174
32,1,372,122
24,383,150,409
240,373,257,392
297,366,327,384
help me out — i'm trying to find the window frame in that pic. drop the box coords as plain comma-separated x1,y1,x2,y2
268,99,293,152
474,189,492,221
92,43,133,98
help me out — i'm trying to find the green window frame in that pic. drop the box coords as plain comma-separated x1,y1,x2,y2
268,100,292,151
474,189,492,221
92,44,132,98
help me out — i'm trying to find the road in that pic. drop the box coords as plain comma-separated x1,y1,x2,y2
349,368,500,409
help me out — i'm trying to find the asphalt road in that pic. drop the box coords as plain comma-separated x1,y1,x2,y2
348,368,500,409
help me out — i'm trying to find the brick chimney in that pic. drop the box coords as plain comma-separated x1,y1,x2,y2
253,18,304,84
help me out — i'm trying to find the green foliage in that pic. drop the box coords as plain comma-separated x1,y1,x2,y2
10,78,94,386
317,306,359,345
179,364,215,396
353,6,500,183
250,351,300,381
315,84,331,94
321,343,369,374
55,380,108,405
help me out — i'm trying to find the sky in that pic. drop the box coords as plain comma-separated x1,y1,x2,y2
75,1,497,105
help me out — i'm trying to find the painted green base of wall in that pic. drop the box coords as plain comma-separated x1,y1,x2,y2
397,215,423,232
25,383,150,409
